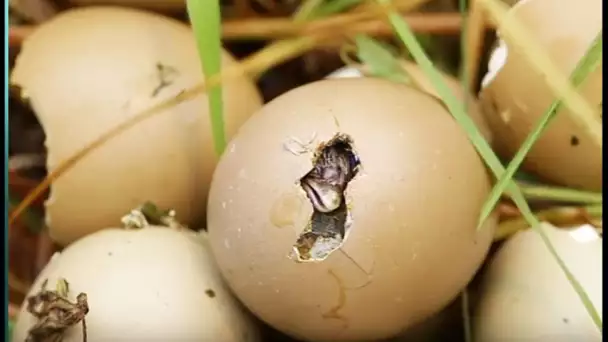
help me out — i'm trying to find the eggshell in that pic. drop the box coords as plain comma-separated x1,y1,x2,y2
479,0,602,190
207,78,496,341
11,227,261,341
326,62,494,144
70,0,185,11
472,223,602,341
10,6,263,245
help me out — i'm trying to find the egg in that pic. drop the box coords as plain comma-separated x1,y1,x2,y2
479,0,602,190
10,6,263,245
472,223,602,341
11,227,261,341
326,62,494,144
207,78,496,341
69,0,185,11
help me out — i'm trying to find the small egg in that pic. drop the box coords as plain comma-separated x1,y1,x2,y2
479,0,602,190
10,6,263,245
472,223,602,341
207,78,496,341
11,227,261,341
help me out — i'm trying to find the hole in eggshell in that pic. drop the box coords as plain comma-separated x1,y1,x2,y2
291,133,361,262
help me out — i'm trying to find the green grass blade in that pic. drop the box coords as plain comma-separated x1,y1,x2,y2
458,0,470,97
186,0,226,156
293,0,326,21
479,0,602,148
8,319,14,341
375,0,602,331
310,0,364,18
461,289,472,342
458,2,472,342
375,0,521,200
478,32,602,226
354,35,411,83
8,192,44,233
519,183,603,204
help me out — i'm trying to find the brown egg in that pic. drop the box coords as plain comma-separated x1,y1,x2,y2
326,61,494,144
479,0,602,190
11,227,262,341
11,7,263,245
207,78,496,341
473,223,602,341
70,0,185,11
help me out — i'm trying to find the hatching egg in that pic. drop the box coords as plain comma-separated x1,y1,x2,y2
11,227,261,341
10,6,263,245
479,0,602,190
207,77,496,341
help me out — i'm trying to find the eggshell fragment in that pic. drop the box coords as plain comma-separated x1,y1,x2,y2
479,0,602,190
10,7,263,245
11,227,261,342
472,223,602,341
207,78,496,341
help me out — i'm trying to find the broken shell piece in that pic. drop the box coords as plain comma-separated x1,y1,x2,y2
11,7,263,246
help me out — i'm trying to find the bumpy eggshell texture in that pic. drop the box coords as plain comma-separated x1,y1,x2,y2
473,223,602,341
208,78,496,341
11,227,261,342
11,7,263,245
326,62,494,144
479,0,602,190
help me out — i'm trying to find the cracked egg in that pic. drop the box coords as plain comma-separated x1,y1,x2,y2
11,226,261,341
207,78,496,341
479,0,602,190
10,6,263,245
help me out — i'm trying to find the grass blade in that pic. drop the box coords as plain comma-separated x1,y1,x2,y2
375,0,602,331
519,183,603,204
354,34,411,83
375,0,522,202
461,289,472,342
293,0,326,21
479,0,602,148
458,0,469,95
478,32,602,226
8,192,44,233
309,0,363,18
186,0,226,156
459,2,473,342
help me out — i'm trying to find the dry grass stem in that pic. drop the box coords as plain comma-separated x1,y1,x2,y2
463,0,487,91
479,0,603,147
9,12,472,47
495,205,602,241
